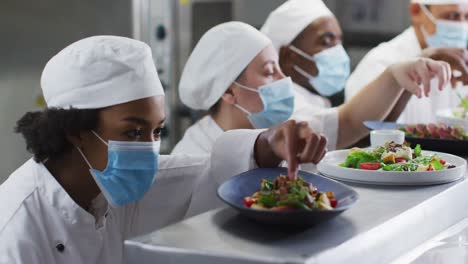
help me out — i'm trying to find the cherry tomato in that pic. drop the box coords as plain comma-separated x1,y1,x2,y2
440,160,446,165
243,197,256,208
359,162,382,170
330,198,338,208
395,158,406,163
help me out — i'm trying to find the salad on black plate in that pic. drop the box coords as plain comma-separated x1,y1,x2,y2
243,175,338,211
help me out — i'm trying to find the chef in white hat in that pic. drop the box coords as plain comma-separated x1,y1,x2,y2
0,35,328,264
259,0,409,149
261,0,347,109
173,22,330,154
174,21,451,155
347,0,468,124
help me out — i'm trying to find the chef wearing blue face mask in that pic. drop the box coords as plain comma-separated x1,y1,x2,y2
261,0,453,150
347,0,468,124
420,3,468,48
0,35,332,264
173,22,330,155
261,0,349,108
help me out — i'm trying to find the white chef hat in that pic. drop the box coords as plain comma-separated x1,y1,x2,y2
179,22,271,110
41,35,164,109
411,0,468,4
261,0,334,52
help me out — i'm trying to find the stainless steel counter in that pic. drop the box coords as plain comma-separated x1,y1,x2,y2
125,166,468,264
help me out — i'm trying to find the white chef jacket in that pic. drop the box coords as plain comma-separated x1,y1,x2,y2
172,115,223,155
292,82,339,148
345,27,466,124
0,130,261,264
173,83,339,156
293,82,332,109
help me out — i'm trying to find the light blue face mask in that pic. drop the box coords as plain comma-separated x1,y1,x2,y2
77,131,160,207
290,44,350,97
233,77,295,129
420,5,468,48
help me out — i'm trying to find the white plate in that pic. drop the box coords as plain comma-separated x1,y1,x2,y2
436,108,468,130
317,150,467,186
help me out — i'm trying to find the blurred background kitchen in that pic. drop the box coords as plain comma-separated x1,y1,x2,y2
0,0,411,183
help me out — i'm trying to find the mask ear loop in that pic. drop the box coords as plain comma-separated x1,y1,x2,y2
293,65,314,79
289,45,318,79
75,130,109,170
420,4,437,24
234,82,259,93
76,147,93,170
289,45,315,61
233,103,251,115
419,4,437,39
231,82,258,115
92,130,109,146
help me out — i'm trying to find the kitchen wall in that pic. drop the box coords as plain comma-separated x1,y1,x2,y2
0,0,132,183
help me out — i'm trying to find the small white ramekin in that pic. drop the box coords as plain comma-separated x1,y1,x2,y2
370,129,405,147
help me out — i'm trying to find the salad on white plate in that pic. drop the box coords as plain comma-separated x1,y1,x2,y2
340,142,456,172
317,141,466,186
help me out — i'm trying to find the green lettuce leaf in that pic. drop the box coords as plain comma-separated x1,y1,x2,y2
341,151,379,169
414,144,422,157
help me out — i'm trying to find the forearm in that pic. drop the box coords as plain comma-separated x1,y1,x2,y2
337,67,404,148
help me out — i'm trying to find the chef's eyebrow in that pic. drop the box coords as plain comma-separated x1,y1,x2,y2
121,117,166,126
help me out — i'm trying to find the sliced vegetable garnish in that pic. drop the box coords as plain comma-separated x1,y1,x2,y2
359,162,382,170
414,144,422,157
395,158,406,163
245,175,336,211
243,197,256,208
400,123,467,140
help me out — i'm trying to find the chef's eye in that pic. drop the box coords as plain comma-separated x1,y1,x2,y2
323,38,333,47
322,32,339,48
153,127,163,138
124,129,143,139
445,12,460,21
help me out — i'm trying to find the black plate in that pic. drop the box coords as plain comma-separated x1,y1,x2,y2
217,167,359,227
363,121,468,156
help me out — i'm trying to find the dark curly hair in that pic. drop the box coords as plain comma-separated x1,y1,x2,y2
15,108,100,162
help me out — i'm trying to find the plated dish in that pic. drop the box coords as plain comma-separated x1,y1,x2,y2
317,146,466,186
217,168,358,226
340,142,456,172
243,175,338,211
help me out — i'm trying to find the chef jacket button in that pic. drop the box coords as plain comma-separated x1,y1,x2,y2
56,243,65,253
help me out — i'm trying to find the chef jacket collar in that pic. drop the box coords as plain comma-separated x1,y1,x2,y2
36,161,109,228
